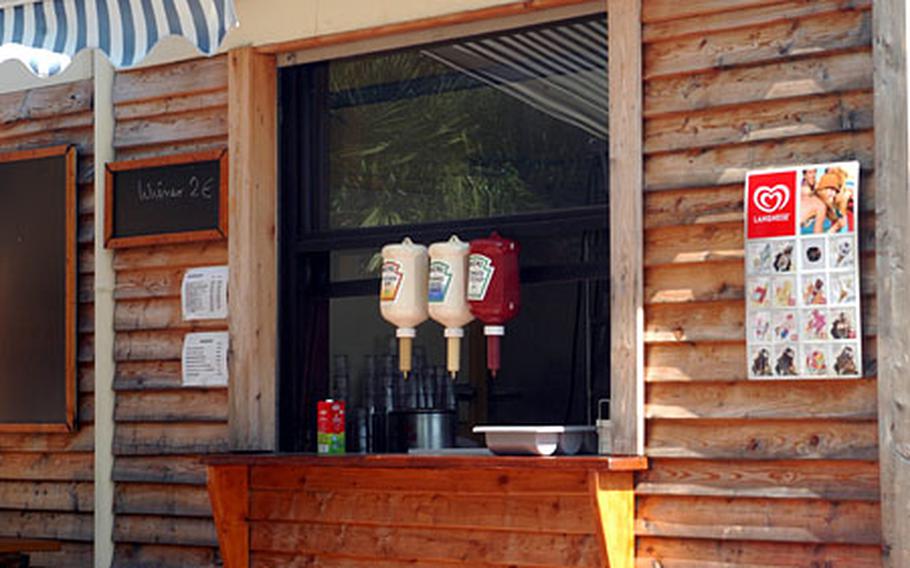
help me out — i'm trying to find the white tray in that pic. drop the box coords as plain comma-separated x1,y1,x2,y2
472,425,596,456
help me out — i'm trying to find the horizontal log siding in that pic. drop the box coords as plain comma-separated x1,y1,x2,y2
0,79,95,566
110,56,228,568
638,1,880,566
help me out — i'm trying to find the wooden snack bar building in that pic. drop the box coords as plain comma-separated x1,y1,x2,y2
0,0,904,566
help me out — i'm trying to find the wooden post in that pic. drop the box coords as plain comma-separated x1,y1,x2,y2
207,465,250,568
874,0,910,565
608,0,644,455
228,47,279,451
93,51,116,568
589,470,635,568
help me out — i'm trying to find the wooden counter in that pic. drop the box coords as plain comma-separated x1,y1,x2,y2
206,454,647,568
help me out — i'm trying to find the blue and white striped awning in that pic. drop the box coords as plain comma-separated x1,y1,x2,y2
0,0,236,74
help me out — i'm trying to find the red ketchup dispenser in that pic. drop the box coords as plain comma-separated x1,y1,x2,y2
467,232,520,377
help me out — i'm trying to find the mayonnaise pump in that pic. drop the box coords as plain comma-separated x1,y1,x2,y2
380,237,429,378
428,236,473,378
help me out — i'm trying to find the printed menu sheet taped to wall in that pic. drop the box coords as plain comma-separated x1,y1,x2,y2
745,162,862,380
182,332,229,387
181,266,229,320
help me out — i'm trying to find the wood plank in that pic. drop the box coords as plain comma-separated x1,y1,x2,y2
113,56,228,105
643,0,871,43
644,130,874,191
115,268,185,300
645,300,744,343
0,80,93,123
0,481,92,512
637,536,881,567
207,465,249,568
228,46,278,452
251,554,532,568
873,0,910,564
647,379,877,420
0,110,94,143
113,543,220,568
114,360,182,390
250,465,591,495
637,458,880,501
645,9,871,79
113,515,218,547
114,298,227,332
0,427,93,453
644,184,744,228
249,489,595,534
645,260,744,304
115,389,228,422
114,88,228,121
114,388,228,422
114,106,228,150
646,342,746,382
29,543,94,568
645,91,873,154
637,494,880,544
113,423,229,455
115,483,212,517
112,137,228,163
0,452,93,481
114,330,184,361
645,221,742,266
113,241,227,271
646,418,878,460
645,50,871,118
249,522,601,567
642,0,773,23
0,511,92,542
607,0,644,456
113,456,208,486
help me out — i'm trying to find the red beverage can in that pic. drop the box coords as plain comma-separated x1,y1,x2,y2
317,399,346,454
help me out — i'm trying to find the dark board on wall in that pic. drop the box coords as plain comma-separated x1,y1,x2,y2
0,145,77,431
105,149,228,248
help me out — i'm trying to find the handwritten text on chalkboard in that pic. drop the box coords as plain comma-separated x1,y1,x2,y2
105,150,228,248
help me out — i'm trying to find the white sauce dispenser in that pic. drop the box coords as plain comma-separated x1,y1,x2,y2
380,237,429,378
428,236,473,378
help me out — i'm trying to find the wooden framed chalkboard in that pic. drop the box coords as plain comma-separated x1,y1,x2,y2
0,145,77,432
105,149,228,248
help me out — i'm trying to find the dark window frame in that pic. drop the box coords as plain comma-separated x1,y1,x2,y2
278,16,610,452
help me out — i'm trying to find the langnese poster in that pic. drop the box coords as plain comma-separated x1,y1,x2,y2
745,162,862,380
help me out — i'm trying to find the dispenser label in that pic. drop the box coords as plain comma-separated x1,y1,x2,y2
467,254,495,301
380,260,404,302
428,260,453,303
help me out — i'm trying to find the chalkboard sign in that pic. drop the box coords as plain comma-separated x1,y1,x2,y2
105,150,228,248
0,145,77,431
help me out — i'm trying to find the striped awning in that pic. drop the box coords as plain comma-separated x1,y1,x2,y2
0,0,237,74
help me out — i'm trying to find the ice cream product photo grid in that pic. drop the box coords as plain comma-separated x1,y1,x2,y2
745,161,862,380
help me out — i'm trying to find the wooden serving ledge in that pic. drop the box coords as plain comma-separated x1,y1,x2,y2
206,453,647,568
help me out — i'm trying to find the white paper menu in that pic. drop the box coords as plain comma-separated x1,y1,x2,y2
744,161,862,379
181,266,229,320
182,332,229,387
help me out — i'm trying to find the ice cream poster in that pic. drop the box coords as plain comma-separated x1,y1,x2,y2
745,161,862,380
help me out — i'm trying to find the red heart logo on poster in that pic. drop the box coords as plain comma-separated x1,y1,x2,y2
753,184,790,214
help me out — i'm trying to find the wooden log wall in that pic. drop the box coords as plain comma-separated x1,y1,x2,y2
637,0,880,566
110,56,229,568
0,79,95,567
